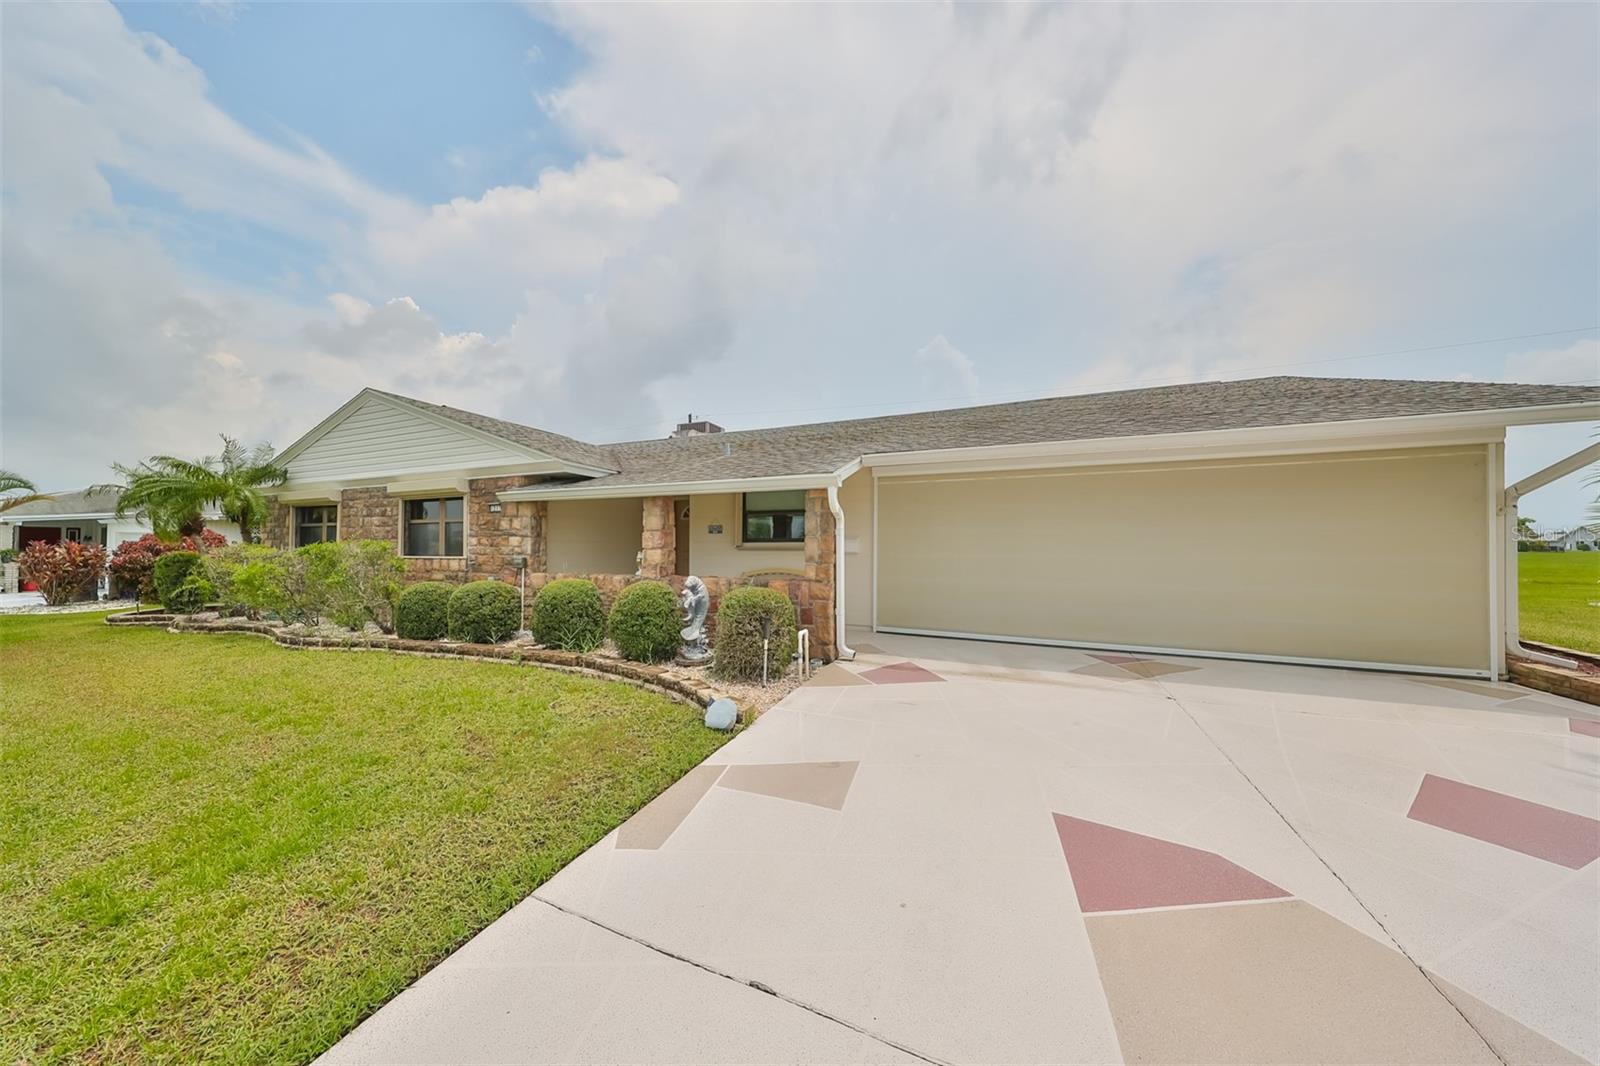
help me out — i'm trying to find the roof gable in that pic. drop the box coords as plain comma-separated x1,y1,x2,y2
278,391,579,484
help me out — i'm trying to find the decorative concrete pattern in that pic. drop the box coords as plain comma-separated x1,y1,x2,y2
1069,661,1146,682
1072,655,1199,680
807,663,871,687
1054,814,1290,913
1086,899,1501,1064
858,660,946,685
717,760,859,810
1430,975,1592,1066
323,627,1600,1064
1406,773,1600,870
616,764,726,850
1570,717,1600,739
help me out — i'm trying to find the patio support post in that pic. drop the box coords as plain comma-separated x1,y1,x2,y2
803,489,840,660
640,497,676,579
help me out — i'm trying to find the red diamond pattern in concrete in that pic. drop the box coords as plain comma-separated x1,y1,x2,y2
1054,814,1290,913
1406,773,1600,870
858,661,945,685
1570,717,1600,739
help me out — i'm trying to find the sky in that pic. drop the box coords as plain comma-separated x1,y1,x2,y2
2,1,1596,525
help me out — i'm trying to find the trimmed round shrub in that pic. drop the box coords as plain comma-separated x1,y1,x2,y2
167,574,215,614
531,578,605,651
396,581,455,640
608,581,681,662
153,551,203,608
446,580,522,644
711,586,797,682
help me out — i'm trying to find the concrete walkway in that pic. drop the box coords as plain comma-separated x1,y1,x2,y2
321,629,1600,1065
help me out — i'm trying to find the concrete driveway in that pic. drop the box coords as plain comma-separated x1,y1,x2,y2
322,629,1600,1065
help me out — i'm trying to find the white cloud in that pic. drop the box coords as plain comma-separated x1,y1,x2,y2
1,0,1595,487
1504,338,1600,387
914,335,980,399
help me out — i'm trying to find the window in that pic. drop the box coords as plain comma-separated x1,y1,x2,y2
295,505,338,546
405,497,464,557
742,490,805,543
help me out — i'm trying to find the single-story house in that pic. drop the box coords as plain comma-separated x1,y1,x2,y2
1549,524,1599,550
262,376,1599,679
1,488,242,553
1,489,242,595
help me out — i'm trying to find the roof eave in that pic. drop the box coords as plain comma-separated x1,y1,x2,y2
497,465,858,502
861,401,1600,473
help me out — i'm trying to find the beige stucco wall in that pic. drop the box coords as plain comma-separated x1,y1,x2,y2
546,498,642,574
687,493,805,578
874,446,1491,671
838,469,873,628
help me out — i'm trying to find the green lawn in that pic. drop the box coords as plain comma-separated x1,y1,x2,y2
0,612,728,1064
1519,550,1600,655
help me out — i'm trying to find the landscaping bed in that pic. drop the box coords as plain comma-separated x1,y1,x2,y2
0,611,731,1063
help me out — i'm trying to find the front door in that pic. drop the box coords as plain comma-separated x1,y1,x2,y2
674,498,690,576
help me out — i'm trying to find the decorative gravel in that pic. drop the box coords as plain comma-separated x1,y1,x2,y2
0,598,139,616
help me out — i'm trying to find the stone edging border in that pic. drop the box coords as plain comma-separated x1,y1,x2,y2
1508,658,1600,709
105,612,744,720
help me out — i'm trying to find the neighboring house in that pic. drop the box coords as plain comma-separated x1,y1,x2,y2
1,488,242,553
1550,525,1599,550
262,377,1599,679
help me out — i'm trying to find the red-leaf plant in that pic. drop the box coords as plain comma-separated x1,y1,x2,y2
108,530,227,601
18,540,109,606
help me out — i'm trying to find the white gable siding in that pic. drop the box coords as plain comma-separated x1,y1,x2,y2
285,395,538,483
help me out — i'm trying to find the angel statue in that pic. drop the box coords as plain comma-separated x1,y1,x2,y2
678,576,711,664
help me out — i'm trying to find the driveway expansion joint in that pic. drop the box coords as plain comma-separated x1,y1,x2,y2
1152,675,1512,1066
529,893,952,1066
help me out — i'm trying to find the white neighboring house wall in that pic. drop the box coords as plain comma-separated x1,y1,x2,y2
1550,525,1599,550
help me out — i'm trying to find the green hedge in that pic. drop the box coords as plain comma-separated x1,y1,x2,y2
711,586,796,681
396,582,455,640
531,579,605,651
446,580,522,644
608,581,680,662
153,551,203,609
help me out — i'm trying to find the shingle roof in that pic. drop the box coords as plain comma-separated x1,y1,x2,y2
370,389,618,472
0,487,123,518
354,377,1597,494
549,376,1599,491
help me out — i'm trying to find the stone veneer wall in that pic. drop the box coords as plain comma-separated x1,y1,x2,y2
263,498,293,549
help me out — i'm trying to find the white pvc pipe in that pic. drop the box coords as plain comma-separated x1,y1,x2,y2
826,484,857,661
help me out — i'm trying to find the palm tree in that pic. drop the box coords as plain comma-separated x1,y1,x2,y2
0,470,52,514
105,436,287,543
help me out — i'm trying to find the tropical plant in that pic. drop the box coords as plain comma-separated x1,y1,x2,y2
711,586,796,682
0,470,52,515
279,541,404,629
166,574,216,614
608,580,681,662
109,530,227,600
447,580,523,644
201,543,288,618
18,541,107,605
104,436,286,541
530,578,605,651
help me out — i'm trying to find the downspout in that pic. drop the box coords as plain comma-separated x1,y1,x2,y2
1502,441,1600,671
826,483,857,662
